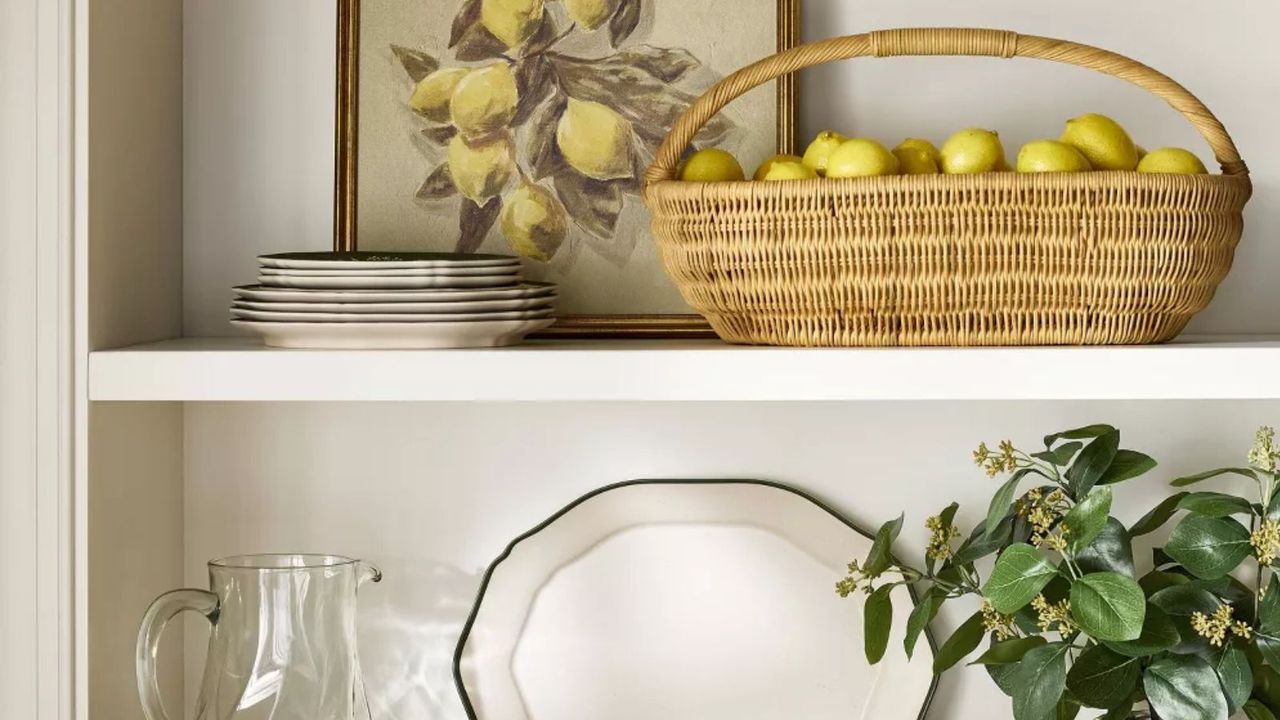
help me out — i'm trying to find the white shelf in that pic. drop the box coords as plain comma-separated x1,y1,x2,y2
86,335,1280,402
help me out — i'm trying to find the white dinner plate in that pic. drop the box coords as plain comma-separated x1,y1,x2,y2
231,307,554,323
259,251,521,270
231,297,555,314
259,266,522,278
233,283,556,304
232,317,555,349
455,480,937,720
258,275,520,290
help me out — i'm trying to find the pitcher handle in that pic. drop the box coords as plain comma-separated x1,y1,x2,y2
136,589,219,720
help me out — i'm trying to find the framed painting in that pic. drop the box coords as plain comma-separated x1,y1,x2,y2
333,0,799,336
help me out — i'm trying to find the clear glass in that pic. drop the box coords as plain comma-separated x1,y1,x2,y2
137,553,382,720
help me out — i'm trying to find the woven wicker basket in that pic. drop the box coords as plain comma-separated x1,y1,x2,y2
643,28,1252,347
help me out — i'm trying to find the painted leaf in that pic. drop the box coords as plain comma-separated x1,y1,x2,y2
615,46,701,83
457,197,501,253
449,0,482,47
1065,644,1140,709
1163,514,1252,580
392,45,440,82
1129,491,1189,537
512,56,556,126
1063,486,1112,553
1103,604,1179,657
608,0,641,47
1143,654,1229,720
527,93,568,181
1069,573,1145,642
983,543,1058,614
933,611,986,674
421,124,459,147
1065,429,1120,499
454,26,508,62
864,584,893,664
552,169,623,240
522,13,561,56
1011,642,1071,720
416,164,457,201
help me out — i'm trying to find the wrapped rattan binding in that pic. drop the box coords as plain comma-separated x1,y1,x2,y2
642,28,1252,346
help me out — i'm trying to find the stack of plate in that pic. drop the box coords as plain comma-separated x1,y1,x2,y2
231,252,557,349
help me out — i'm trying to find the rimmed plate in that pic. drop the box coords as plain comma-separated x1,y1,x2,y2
232,297,555,314
233,282,556,304
232,317,555,349
258,275,520,290
454,480,937,720
259,266,522,278
259,251,521,270
231,307,554,323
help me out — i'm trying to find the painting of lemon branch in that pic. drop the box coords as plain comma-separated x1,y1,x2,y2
391,0,737,266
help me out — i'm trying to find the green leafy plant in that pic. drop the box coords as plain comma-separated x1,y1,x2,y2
841,425,1280,720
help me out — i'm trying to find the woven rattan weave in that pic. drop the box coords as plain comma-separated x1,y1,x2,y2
642,28,1252,346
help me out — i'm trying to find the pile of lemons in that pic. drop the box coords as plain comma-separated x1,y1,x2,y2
678,113,1209,182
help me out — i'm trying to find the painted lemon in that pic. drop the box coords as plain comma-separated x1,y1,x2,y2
801,130,848,176
753,154,805,181
480,0,544,48
1137,147,1208,174
564,0,616,30
825,138,899,178
556,98,634,181
1016,140,1092,173
448,132,516,203
892,138,941,175
450,63,519,138
501,182,567,260
940,129,1006,174
409,68,470,123
679,148,745,182
1060,113,1139,171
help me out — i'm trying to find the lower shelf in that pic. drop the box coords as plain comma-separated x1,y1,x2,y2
86,335,1280,402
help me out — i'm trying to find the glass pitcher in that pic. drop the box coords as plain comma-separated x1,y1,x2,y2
136,553,382,720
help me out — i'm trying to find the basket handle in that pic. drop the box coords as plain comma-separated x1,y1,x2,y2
644,27,1248,184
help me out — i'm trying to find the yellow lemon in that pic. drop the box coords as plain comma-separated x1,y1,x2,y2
409,68,470,123
762,160,819,181
480,0,544,48
679,148,746,182
564,0,616,29
556,98,634,180
825,138,899,178
1016,139,1092,173
753,154,805,181
1135,145,1149,162
801,130,848,176
1137,147,1208,174
1060,113,1139,171
450,63,518,138
892,138,941,175
501,182,567,261
448,133,516,203
940,129,1006,174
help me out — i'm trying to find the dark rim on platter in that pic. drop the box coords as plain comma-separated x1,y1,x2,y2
234,282,557,292
451,478,940,720
260,251,521,263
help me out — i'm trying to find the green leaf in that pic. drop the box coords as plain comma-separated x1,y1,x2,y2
1069,573,1146,642
1012,642,1071,720
1033,441,1084,467
988,660,1020,697
1099,705,1133,720
1210,642,1252,715
1075,518,1136,577
1044,424,1116,448
984,544,1059,614
1130,492,1190,537
1103,604,1180,657
1163,514,1253,580
1064,486,1113,553
863,514,904,577
1245,700,1280,720
1143,654,1230,720
1065,644,1140,709
1267,486,1280,521
987,471,1029,538
904,589,942,659
1172,467,1257,487
1177,491,1255,518
1149,584,1221,654
1098,449,1157,485
929,503,960,574
1056,697,1080,720
1257,630,1280,668
863,584,893,664
972,636,1047,665
954,514,1013,566
933,611,986,674
1139,569,1190,596
1261,574,1280,632
1066,429,1121,499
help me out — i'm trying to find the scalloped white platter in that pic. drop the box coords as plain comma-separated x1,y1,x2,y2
230,306,554,323
231,317,555,349
231,297,554,314
455,480,937,720
257,274,521,290
258,251,522,270
259,266,522,278
233,282,556,304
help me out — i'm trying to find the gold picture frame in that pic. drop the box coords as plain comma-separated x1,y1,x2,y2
332,0,799,338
